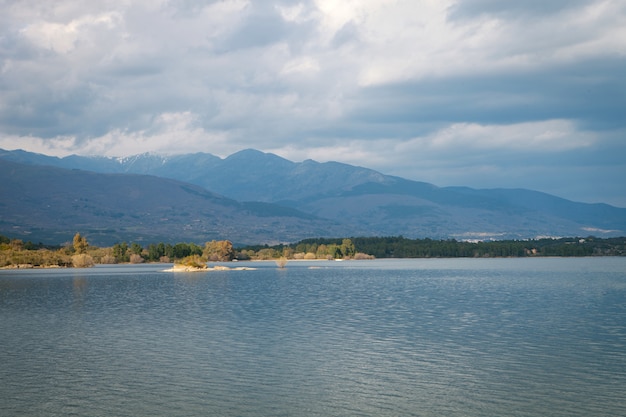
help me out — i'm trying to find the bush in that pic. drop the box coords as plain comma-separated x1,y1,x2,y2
129,253,144,264
72,254,95,268
177,255,206,269
353,252,375,260
100,254,116,264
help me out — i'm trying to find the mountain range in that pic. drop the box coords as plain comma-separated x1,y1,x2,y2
1,148,624,246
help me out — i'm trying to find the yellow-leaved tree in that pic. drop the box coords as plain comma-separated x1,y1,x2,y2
73,232,88,254
203,240,235,262
72,233,94,267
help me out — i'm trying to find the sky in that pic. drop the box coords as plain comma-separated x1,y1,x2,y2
1,0,625,207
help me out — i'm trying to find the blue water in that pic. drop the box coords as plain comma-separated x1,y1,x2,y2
1,258,625,416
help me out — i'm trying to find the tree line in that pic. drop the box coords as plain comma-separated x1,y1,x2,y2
0,233,240,268
272,236,626,258
2,233,624,268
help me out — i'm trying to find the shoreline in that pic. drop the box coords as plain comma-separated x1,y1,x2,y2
2,255,622,271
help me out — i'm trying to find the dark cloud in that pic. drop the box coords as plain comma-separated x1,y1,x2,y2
347,56,626,131
215,2,316,53
448,0,595,20
167,0,223,16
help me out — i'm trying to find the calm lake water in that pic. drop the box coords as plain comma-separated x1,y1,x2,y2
1,258,625,416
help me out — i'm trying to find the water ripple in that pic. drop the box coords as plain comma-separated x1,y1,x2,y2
1,259,625,416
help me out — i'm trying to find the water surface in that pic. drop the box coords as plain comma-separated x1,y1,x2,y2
1,258,625,416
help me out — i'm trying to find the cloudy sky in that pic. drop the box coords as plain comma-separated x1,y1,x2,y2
1,0,625,206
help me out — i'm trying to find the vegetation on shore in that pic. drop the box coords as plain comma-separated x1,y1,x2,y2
271,236,626,258
1,233,624,269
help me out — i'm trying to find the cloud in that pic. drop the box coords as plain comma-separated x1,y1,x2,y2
448,0,596,19
0,0,624,206
79,111,231,157
420,120,595,151
20,12,122,54
281,56,320,76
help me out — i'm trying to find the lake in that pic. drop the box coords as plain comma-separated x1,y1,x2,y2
1,258,625,416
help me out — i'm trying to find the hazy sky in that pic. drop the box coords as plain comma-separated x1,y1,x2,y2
1,0,625,206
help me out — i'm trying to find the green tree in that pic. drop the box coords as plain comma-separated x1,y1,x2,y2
341,239,355,258
164,243,174,259
113,242,129,263
130,242,143,255
316,244,328,259
326,244,342,259
147,244,161,261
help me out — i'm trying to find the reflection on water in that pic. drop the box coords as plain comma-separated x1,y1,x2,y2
72,276,87,309
1,258,625,417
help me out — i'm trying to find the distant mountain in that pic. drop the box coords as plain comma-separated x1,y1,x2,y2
0,148,390,202
0,159,350,246
1,148,625,242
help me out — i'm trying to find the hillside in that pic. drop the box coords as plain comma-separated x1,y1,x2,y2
1,148,625,241
0,159,350,246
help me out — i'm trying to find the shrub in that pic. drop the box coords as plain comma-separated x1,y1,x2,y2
129,253,144,264
177,255,206,269
72,254,95,268
100,254,116,264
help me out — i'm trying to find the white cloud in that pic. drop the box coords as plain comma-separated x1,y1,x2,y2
276,3,308,22
281,56,320,76
20,12,123,54
0,134,79,157
319,0,626,86
78,112,231,157
421,120,596,151
274,119,597,166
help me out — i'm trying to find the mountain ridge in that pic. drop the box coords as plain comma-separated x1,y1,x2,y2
1,148,624,243
0,158,351,246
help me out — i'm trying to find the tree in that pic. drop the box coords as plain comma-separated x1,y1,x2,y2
282,247,294,259
316,244,328,259
73,233,88,254
147,244,162,262
112,242,129,263
130,242,143,255
203,240,235,262
256,248,277,260
326,244,342,259
10,239,24,251
341,239,355,258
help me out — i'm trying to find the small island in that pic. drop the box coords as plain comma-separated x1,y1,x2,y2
162,254,256,272
163,264,257,272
